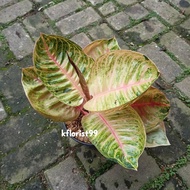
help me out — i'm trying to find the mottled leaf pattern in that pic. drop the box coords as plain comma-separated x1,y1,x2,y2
146,122,170,147
82,106,146,170
33,33,94,106
84,50,159,111
21,34,170,171
132,87,170,133
21,67,80,122
83,38,120,60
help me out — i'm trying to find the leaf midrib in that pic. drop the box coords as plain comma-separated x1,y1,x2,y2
41,35,85,98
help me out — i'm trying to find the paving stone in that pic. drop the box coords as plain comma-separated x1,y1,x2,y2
138,42,183,83
175,77,190,98
160,31,190,67
70,33,91,48
0,0,33,24
86,0,104,6
1,129,63,184
23,12,55,41
0,65,30,113
142,0,184,24
95,151,160,190
168,98,190,143
2,23,34,59
56,7,101,35
116,0,138,6
163,177,183,190
33,0,52,6
0,109,53,154
163,181,176,190
44,0,85,20
180,17,190,32
45,156,89,190
123,17,166,44
178,163,190,188
0,101,7,121
125,4,149,20
18,176,46,190
168,0,190,15
88,23,128,49
107,12,130,30
76,146,107,175
99,2,118,16
0,0,14,7
69,138,79,147
148,122,186,164
88,23,115,39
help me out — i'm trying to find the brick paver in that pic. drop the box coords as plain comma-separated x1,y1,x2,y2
45,157,89,190
0,0,32,23
125,4,149,20
168,98,190,143
2,23,34,59
70,33,91,48
87,0,104,6
178,163,190,188
123,17,166,44
0,101,7,121
175,76,190,98
76,146,107,175
107,12,130,30
160,31,190,67
99,2,117,16
142,0,184,24
180,17,190,31
116,0,138,6
0,0,14,7
139,42,182,83
168,0,190,15
23,12,55,41
0,0,190,189
95,152,160,190
56,7,101,35
44,0,85,20
1,129,63,184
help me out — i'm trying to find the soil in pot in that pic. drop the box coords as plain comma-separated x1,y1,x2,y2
65,113,93,146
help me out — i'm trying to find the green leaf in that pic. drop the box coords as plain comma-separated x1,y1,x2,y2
83,37,120,60
21,67,80,122
146,122,170,147
33,33,94,106
131,87,170,133
82,106,146,170
84,50,159,111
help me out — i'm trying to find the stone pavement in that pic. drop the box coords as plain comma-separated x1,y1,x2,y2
0,0,190,189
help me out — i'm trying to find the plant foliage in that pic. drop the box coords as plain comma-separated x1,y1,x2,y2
21,34,170,170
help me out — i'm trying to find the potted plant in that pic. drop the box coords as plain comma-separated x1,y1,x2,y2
21,34,170,170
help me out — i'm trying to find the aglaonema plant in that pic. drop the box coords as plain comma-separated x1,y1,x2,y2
21,34,170,170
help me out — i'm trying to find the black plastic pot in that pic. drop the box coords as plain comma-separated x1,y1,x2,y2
62,123,93,146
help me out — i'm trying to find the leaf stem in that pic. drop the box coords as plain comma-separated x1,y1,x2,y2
66,52,91,101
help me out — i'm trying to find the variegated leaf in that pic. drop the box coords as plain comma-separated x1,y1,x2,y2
131,87,170,133
33,33,94,106
84,50,159,111
21,67,80,122
83,38,120,60
146,122,170,147
82,106,146,170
